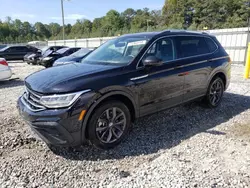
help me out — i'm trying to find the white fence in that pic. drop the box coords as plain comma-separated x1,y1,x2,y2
208,27,249,64
48,37,116,49
47,27,250,64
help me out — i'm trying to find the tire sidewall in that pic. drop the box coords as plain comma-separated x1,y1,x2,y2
87,101,131,149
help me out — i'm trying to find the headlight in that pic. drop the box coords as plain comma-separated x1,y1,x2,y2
43,57,53,61
40,89,91,108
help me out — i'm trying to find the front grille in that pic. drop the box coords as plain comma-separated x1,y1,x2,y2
21,88,46,111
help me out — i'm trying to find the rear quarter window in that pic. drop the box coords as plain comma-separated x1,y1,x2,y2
205,38,218,52
175,36,210,59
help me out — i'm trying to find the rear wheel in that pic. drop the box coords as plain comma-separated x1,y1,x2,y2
204,77,224,108
87,101,131,149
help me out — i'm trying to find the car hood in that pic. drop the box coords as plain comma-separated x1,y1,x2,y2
25,63,119,94
55,56,79,63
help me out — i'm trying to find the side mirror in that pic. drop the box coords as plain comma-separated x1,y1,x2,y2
142,56,163,67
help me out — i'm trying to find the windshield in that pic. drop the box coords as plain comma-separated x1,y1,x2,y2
70,48,91,57
82,36,151,65
41,47,49,55
0,46,9,51
57,48,69,54
43,50,53,57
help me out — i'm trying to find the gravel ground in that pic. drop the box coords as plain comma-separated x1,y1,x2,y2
0,62,250,188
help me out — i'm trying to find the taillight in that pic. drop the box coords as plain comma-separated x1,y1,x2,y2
0,59,8,66
228,57,232,64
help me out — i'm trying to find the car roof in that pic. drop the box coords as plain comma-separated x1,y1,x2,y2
122,30,211,38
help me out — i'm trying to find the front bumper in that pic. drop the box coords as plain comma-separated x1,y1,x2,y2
17,97,84,146
26,58,37,64
40,59,54,67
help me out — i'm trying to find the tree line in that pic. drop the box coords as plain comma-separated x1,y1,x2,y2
0,0,249,43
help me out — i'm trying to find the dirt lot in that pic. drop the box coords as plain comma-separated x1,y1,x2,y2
0,62,250,188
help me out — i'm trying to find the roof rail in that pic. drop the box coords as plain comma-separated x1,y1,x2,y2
160,29,210,35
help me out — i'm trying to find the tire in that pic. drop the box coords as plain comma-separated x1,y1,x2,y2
204,77,225,108
87,100,131,149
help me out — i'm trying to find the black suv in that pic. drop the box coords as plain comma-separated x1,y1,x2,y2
18,30,231,149
0,45,39,60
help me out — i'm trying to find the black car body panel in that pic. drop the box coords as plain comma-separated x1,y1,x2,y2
25,63,122,93
18,30,231,146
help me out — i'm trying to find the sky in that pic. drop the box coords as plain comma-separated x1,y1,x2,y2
0,0,164,25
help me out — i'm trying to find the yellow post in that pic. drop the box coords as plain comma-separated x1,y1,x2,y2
244,43,250,79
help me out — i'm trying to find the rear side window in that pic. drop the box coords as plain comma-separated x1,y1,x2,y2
8,47,27,52
175,36,210,59
205,38,218,52
15,47,28,52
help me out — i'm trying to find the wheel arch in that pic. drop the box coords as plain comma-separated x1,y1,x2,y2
212,72,226,89
208,69,227,90
81,90,138,142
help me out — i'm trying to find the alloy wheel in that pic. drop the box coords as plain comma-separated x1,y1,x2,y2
96,107,126,144
209,80,223,106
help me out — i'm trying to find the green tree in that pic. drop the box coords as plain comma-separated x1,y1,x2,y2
34,22,51,39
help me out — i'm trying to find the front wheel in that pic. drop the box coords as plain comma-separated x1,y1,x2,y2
87,101,131,149
204,77,225,108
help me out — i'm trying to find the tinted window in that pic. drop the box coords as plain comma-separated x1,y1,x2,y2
143,38,174,63
10,46,28,52
175,36,210,59
205,38,218,52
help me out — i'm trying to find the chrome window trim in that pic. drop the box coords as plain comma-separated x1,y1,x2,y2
130,74,149,81
132,56,229,80
136,35,219,69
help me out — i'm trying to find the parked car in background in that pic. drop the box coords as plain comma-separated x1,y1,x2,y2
25,46,67,65
24,49,42,63
40,47,81,68
53,48,93,67
18,30,231,150
0,45,39,61
0,58,12,80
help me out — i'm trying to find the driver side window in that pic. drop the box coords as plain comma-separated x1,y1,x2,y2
140,37,175,67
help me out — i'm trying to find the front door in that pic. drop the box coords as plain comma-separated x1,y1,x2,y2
131,37,185,117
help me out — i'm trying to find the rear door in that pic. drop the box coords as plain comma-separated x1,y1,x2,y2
18,46,30,59
174,36,215,102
